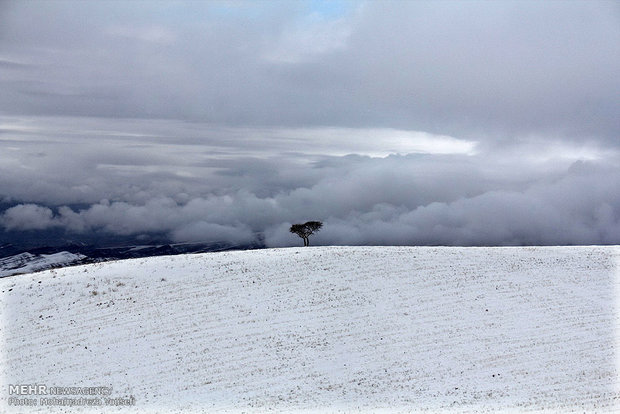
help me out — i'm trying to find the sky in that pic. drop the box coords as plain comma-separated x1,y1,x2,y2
0,0,619,248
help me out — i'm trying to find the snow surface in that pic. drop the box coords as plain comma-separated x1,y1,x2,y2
0,246,619,413
0,251,86,278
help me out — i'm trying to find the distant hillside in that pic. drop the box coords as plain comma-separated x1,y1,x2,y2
0,241,261,278
0,251,87,277
1,246,618,413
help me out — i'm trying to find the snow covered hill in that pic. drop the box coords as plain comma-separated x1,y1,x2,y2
0,251,87,278
1,246,619,413
0,241,255,278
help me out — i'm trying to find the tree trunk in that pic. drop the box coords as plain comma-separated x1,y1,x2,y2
304,237,309,247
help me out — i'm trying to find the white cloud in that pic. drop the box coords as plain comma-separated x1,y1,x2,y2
1,204,57,231
268,127,478,156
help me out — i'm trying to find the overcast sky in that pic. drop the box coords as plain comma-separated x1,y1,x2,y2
1,0,619,247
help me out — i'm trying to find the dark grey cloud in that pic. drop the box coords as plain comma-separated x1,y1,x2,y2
341,1,620,141
1,1,618,143
3,153,619,246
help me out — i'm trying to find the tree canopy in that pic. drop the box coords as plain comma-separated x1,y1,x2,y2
290,221,323,246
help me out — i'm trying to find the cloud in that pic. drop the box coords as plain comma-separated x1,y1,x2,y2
0,1,617,144
0,115,479,206
2,139,619,246
264,161,620,247
0,2,618,248
106,25,176,45
261,12,353,64
1,204,57,231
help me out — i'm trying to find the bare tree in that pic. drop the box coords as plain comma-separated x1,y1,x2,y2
289,221,323,246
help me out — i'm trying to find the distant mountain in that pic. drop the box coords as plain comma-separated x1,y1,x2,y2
0,241,263,278
0,251,87,277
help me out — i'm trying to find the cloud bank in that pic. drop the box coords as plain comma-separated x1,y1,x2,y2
3,159,619,247
1,117,618,247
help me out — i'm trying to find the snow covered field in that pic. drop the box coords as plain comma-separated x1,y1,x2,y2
1,246,619,413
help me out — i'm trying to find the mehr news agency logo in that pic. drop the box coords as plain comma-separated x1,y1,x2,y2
8,384,135,407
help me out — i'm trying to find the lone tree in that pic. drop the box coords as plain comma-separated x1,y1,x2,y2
290,221,323,247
